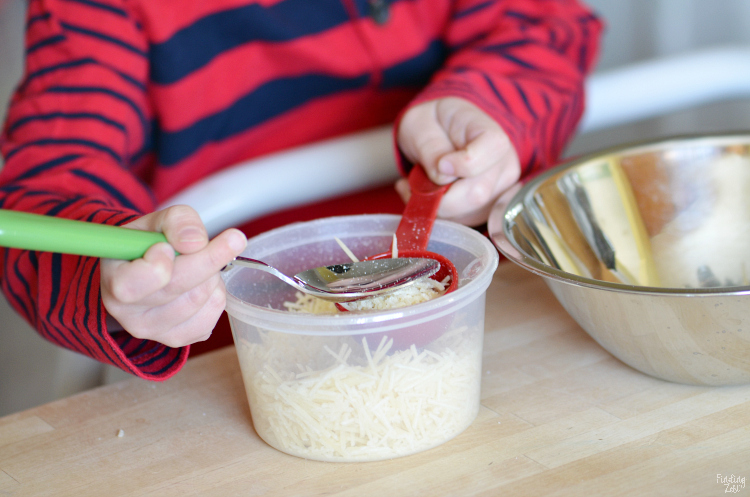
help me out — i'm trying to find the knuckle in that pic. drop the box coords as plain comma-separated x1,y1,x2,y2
164,204,198,223
185,285,211,308
110,279,136,303
208,285,226,311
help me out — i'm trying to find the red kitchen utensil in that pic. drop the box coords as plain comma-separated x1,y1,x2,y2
369,164,458,286
336,165,459,314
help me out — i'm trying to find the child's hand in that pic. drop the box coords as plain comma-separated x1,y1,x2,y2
100,205,247,348
397,97,521,226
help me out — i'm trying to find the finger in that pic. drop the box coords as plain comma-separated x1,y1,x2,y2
102,242,175,304
397,104,458,185
135,282,227,347
126,205,209,255
394,178,410,204
163,228,246,296
438,158,522,226
158,205,210,255
438,125,516,180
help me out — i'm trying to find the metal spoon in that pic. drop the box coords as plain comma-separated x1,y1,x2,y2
0,209,440,303
225,256,440,303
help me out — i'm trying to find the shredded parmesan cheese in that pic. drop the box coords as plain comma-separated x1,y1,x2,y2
236,328,482,462
284,274,451,315
335,237,359,262
340,275,450,311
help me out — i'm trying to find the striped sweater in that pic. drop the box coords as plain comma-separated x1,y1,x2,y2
0,0,602,380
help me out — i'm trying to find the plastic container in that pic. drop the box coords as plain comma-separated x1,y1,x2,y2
222,214,499,462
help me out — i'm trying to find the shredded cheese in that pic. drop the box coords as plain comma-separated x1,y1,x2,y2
335,237,359,262
284,275,450,315
340,275,450,311
236,328,481,462
245,236,474,461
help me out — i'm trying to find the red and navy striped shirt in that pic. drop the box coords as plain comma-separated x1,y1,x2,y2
0,0,602,380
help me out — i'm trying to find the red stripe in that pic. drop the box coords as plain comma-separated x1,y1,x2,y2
149,88,416,201
152,23,379,130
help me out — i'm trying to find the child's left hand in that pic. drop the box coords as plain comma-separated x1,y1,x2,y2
396,97,521,226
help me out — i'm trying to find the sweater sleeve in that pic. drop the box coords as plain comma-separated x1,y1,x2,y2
397,0,603,178
0,0,188,380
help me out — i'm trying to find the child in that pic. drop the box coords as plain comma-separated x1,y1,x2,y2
0,0,602,379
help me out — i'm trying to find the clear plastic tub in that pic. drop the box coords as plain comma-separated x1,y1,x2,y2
222,214,499,462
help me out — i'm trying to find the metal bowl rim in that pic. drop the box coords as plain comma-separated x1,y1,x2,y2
491,131,750,297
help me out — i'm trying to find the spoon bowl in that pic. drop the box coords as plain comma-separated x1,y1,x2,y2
226,256,440,303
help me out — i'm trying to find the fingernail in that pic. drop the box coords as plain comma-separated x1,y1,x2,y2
228,231,247,253
438,159,455,176
158,242,176,260
178,226,205,243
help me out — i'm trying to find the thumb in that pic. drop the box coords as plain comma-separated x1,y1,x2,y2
397,103,458,185
125,205,208,255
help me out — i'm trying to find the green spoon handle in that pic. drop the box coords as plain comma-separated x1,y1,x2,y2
0,209,168,260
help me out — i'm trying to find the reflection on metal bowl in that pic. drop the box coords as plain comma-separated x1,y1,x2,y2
489,133,750,386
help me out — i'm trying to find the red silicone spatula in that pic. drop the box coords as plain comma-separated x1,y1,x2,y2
336,166,459,315
367,164,458,290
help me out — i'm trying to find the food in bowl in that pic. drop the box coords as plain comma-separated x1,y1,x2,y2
223,214,498,461
245,246,462,461
235,326,482,462
285,275,452,314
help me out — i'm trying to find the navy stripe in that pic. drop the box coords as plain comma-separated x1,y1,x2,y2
542,91,552,113
133,343,161,362
4,138,122,164
115,332,133,351
512,80,537,119
506,10,542,24
482,39,532,52
59,21,147,57
150,1,349,84
27,12,51,29
454,1,496,19
128,338,151,358
481,42,538,71
381,40,446,89
27,34,65,55
10,112,126,136
46,253,91,354
524,149,537,175
3,251,33,323
61,0,128,17
83,259,137,374
69,169,139,210
156,73,369,166
0,185,24,201
43,195,84,216
60,257,101,357
11,255,35,323
15,154,82,182
46,85,148,132
480,72,512,113
138,345,170,368
149,348,183,376
21,58,147,93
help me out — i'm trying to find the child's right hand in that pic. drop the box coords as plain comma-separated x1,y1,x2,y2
99,205,247,348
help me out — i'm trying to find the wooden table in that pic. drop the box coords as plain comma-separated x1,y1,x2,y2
2,262,750,496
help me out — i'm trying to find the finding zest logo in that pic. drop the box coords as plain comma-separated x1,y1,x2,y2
718,474,746,494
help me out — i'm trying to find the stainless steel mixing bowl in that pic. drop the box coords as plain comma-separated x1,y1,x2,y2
488,133,750,385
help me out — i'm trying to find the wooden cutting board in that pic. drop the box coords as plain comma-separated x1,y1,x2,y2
1,261,749,496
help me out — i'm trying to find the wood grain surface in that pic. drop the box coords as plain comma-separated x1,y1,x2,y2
2,261,749,497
